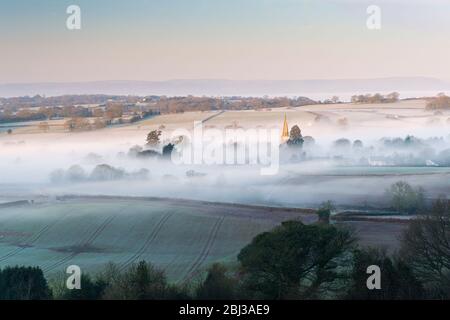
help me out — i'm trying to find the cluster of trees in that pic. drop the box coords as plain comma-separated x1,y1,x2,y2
50,164,149,183
283,124,311,162
321,96,341,104
286,125,304,147
126,129,175,159
146,96,316,114
333,138,364,150
327,135,450,166
50,262,190,300
351,92,400,104
0,95,316,126
0,95,139,111
0,108,47,124
63,117,107,132
2,198,449,300
381,135,424,149
128,144,175,159
61,109,157,132
375,136,450,166
426,93,450,110
386,181,425,214
0,266,52,300
0,95,157,128
0,104,96,124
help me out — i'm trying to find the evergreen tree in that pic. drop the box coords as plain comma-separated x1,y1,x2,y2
0,266,52,300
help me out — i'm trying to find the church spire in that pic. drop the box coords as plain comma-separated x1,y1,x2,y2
281,113,289,142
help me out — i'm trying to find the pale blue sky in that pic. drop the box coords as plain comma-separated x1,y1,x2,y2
1,0,450,83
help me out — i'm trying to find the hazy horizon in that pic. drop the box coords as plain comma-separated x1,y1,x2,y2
1,77,448,99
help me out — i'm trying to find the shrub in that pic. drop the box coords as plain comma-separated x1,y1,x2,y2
60,274,107,300
101,261,188,300
346,247,424,300
196,263,237,300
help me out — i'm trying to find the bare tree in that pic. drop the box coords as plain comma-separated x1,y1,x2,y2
400,198,450,297
331,96,340,104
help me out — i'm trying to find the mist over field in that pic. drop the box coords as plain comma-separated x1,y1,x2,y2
1,101,449,208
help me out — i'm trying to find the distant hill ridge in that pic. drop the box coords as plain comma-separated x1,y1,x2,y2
0,77,448,98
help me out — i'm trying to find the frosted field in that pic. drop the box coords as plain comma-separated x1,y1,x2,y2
6,99,449,141
0,197,316,281
0,197,407,281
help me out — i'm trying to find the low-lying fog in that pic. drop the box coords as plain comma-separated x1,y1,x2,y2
1,113,450,209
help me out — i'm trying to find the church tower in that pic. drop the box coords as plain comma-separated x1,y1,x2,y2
281,113,289,142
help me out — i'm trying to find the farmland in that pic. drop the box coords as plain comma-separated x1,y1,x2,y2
0,197,317,282
0,196,408,282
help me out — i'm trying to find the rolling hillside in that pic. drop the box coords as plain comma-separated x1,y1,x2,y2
0,196,408,282
0,197,316,282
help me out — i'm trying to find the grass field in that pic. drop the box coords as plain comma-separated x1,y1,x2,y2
0,197,317,282
0,196,408,282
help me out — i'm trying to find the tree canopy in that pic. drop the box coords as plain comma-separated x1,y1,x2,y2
238,221,355,299
287,125,304,147
0,266,51,300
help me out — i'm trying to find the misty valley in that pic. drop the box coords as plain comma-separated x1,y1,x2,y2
0,90,450,303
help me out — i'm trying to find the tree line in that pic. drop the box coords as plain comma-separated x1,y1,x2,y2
426,93,450,111
351,92,400,104
147,96,316,114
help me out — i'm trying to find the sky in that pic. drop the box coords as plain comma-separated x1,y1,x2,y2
1,0,450,83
